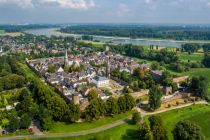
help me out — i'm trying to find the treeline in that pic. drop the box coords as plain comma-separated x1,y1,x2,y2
84,89,135,121
181,43,210,53
60,25,210,40
0,56,26,91
0,24,58,32
106,44,178,64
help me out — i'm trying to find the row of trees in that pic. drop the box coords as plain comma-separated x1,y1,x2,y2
190,76,209,100
182,43,210,53
107,44,178,64
139,116,167,140
60,25,210,40
139,116,203,140
85,89,135,121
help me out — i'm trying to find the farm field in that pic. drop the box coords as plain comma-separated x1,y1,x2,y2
177,52,204,62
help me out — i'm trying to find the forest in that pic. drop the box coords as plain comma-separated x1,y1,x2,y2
60,24,210,40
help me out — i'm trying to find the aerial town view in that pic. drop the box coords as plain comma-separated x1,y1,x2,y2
1,0,210,140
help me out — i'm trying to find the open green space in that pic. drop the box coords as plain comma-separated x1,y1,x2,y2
178,52,204,62
31,104,210,140
31,123,139,140
156,104,210,140
47,111,133,134
181,68,210,81
0,30,4,34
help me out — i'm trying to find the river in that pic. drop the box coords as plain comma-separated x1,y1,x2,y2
24,28,210,48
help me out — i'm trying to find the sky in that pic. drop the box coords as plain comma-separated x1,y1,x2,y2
0,0,210,24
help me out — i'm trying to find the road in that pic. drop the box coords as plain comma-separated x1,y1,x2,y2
1,101,208,140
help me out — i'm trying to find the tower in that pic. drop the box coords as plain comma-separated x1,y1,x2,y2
0,46,2,53
105,46,110,55
106,56,110,78
64,49,69,67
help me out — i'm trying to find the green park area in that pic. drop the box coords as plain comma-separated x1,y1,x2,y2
31,104,210,140
0,30,5,34
177,52,204,62
47,111,133,134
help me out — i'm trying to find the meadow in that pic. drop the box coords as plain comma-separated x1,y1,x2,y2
31,104,210,140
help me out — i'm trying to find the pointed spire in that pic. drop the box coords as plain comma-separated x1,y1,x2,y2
65,49,68,59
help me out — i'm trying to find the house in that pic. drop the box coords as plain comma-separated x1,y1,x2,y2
92,76,109,87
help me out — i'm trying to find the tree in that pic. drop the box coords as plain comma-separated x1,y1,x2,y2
87,89,98,101
202,53,210,67
190,76,209,99
202,44,210,53
38,106,53,131
106,97,119,116
20,113,32,129
47,64,56,73
161,71,173,86
65,103,81,123
149,116,168,140
151,61,161,70
139,123,153,140
118,95,127,112
124,93,135,111
132,111,141,124
173,121,202,140
85,98,106,121
8,116,20,132
148,86,162,111
181,43,200,53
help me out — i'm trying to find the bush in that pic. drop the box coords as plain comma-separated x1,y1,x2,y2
173,121,202,140
132,111,141,124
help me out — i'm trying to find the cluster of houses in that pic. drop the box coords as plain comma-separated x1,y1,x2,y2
27,49,145,110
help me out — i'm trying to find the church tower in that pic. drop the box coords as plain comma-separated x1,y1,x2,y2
0,46,2,53
64,49,69,67
106,56,110,78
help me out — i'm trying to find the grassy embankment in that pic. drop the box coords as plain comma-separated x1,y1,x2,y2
30,104,210,140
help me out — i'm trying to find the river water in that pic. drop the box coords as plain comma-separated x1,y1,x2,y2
24,28,210,48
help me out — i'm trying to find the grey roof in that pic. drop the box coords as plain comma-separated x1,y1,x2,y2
93,76,108,81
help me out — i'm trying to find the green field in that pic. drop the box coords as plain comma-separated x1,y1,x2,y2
48,111,133,134
32,123,139,140
178,52,204,62
32,104,210,140
157,104,210,140
182,68,210,81
0,30,4,34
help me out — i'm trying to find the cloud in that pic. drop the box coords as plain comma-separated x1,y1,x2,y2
0,0,34,9
0,0,95,10
207,2,210,8
117,3,133,17
41,0,95,10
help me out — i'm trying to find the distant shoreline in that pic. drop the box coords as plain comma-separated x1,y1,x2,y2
24,28,210,44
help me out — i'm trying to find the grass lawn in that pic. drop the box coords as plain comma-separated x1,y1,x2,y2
47,111,133,134
0,30,4,34
31,123,139,140
178,52,204,62
153,104,210,140
181,68,210,81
